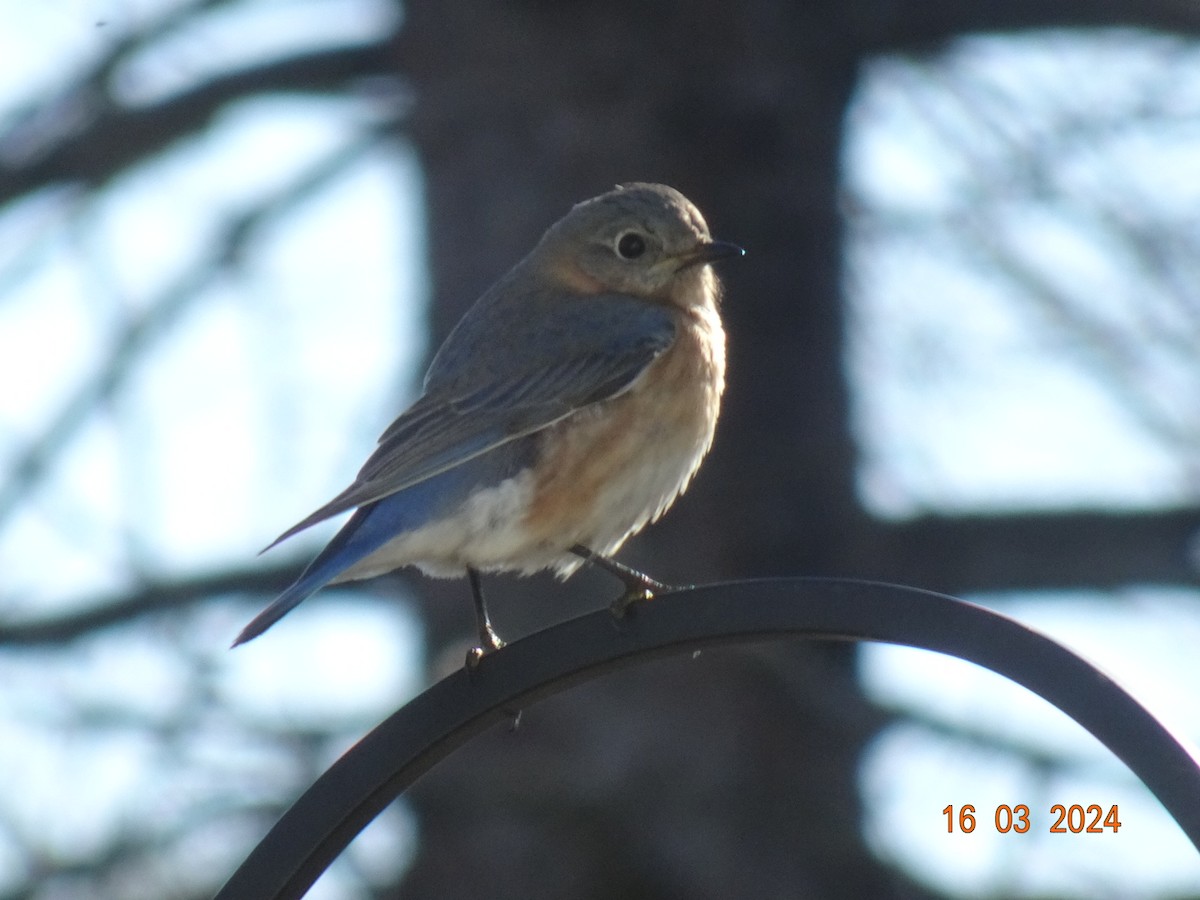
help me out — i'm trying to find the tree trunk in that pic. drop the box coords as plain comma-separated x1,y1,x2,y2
391,0,1200,894
394,2,930,896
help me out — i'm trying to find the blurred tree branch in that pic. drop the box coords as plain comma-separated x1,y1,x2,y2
859,0,1200,52
0,126,393,528
0,558,299,646
0,26,400,204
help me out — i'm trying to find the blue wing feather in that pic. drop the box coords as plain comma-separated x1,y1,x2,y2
263,294,675,549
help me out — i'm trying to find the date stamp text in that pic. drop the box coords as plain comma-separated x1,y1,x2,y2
942,804,1122,834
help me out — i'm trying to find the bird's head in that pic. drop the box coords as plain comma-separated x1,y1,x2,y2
534,183,743,306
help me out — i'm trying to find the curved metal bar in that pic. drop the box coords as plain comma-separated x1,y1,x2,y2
216,578,1200,899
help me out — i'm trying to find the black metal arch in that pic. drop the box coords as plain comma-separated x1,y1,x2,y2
216,578,1200,899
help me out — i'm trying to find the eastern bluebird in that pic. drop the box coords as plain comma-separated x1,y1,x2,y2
236,183,742,659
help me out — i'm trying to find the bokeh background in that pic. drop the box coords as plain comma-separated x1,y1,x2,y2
2,1,1200,897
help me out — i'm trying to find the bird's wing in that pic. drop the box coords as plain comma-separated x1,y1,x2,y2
264,296,676,549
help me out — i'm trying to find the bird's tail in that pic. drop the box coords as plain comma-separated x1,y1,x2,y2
235,468,474,647
230,579,319,647
233,507,378,647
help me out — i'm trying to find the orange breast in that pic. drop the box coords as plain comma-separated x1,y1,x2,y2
521,304,724,548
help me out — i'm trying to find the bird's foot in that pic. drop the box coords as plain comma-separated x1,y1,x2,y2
465,625,506,672
608,572,681,619
570,544,675,616
609,585,654,619
465,567,506,672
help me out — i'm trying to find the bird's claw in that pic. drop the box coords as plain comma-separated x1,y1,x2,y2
609,586,655,619
465,628,506,672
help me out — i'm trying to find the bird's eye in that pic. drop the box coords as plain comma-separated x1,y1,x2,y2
615,231,647,260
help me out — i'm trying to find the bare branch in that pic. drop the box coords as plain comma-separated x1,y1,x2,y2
858,0,1200,55
0,559,302,645
0,127,393,529
0,36,400,206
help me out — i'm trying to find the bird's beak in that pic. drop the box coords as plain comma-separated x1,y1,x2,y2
678,239,745,270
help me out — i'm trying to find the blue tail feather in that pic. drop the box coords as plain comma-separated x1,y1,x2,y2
235,439,537,646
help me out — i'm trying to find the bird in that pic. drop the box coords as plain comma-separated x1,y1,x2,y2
235,182,742,661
